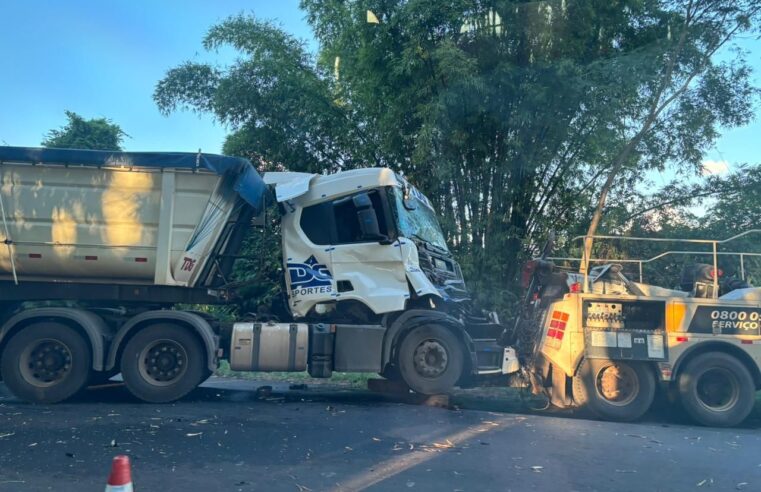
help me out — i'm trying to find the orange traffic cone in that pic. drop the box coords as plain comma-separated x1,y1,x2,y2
105,455,133,492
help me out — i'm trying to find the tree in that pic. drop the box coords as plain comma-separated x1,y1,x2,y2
42,111,127,151
154,16,370,174
581,0,761,273
154,3,760,314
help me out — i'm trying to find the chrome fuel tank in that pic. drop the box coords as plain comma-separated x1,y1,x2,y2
230,322,308,371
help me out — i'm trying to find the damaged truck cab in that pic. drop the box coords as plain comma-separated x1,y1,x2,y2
229,168,514,394
268,168,465,319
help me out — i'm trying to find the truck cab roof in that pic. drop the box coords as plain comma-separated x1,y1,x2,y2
264,167,401,204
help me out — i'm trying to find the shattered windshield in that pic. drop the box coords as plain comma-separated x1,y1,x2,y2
391,187,449,251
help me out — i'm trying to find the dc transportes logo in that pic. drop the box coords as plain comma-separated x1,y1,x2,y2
287,255,333,295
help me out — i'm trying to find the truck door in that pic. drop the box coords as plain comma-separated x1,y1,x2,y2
330,189,408,314
299,189,408,315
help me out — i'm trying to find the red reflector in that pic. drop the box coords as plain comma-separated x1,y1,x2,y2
85,255,98,261
547,329,558,339
28,253,42,259
570,282,582,293
741,339,753,345
675,336,688,343
135,257,148,263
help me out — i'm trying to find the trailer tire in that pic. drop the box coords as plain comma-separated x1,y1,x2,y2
573,359,655,422
398,324,463,395
0,322,91,403
678,352,754,427
120,324,205,403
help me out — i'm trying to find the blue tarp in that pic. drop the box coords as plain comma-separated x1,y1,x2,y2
0,146,267,213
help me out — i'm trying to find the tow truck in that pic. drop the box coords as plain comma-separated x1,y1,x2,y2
511,231,761,426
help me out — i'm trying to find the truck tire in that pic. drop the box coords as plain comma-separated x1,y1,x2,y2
0,322,91,403
677,352,755,427
120,324,205,403
573,359,655,422
397,324,464,395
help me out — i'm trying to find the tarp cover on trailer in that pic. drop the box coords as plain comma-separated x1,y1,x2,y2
0,146,267,214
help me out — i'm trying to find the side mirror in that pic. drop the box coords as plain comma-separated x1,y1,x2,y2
353,192,389,243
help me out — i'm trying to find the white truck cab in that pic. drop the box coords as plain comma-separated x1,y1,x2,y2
265,168,466,319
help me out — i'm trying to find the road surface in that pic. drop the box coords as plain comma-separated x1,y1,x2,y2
0,377,759,491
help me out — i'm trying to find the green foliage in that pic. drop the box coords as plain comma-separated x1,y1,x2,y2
155,2,760,316
42,110,127,150
229,205,286,316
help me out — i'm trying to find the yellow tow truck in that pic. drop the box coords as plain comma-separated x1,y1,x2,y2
512,230,760,427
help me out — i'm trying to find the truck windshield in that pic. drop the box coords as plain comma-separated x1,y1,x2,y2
391,188,449,251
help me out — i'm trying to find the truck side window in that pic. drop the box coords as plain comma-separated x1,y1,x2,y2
301,190,390,245
300,202,333,245
333,190,391,243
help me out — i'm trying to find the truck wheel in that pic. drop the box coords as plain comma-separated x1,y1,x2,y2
120,324,205,403
573,359,655,422
0,322,91,403
398,324,464,395
678,352,755,427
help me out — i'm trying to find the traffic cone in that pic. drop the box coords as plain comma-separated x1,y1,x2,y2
105,455,133,492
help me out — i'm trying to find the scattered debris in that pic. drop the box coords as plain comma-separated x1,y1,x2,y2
256,386,273,398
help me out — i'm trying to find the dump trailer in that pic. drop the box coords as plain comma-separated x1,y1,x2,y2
0,146,515,403
512,232,761,427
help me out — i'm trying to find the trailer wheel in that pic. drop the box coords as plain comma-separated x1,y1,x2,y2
398,324,463,395
678,352,754,427
573,359,655,422
120,324,205,403
0,322,91,403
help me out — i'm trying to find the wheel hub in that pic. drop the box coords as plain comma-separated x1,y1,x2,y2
21,339,72,386
413,340,449,378
696,368,738,411
139,340,187,386
596,363,638,406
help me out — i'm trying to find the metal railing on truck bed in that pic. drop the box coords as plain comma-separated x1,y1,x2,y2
547,229,761,298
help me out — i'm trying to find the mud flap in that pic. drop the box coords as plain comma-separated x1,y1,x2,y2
549,363,573,408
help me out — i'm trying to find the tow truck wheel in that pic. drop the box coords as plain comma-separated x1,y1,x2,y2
398,324,464,395
120,324,205,403
573,359,655,422
678,352,754,427
0,322,91,403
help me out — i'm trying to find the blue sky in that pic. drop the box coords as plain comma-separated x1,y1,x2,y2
0,0,759,175
0,1,313,154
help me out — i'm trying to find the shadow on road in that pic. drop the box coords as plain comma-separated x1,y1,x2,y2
36,377,758,430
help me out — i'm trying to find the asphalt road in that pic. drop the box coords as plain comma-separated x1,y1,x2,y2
0,378,760,492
